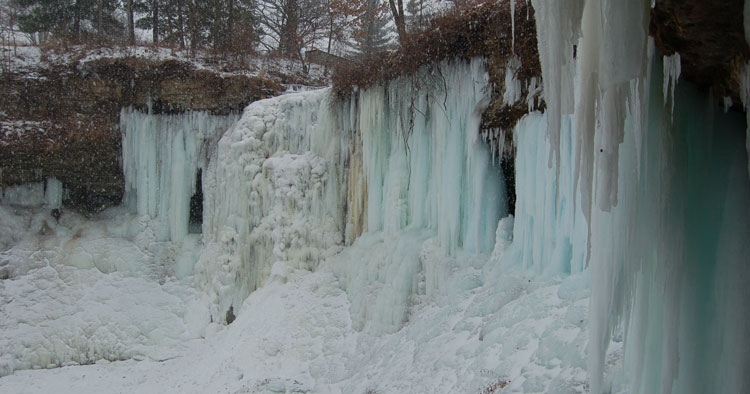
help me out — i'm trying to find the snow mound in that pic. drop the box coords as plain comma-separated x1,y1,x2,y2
0,206,205,377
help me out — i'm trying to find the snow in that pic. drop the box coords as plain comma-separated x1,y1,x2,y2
0,206,590,392
1,57,590,393
0,206,204,377
3,4,750,392
0,45,328,87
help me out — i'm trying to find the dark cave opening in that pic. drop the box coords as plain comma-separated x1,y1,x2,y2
501,157,516,216
189,169,203,233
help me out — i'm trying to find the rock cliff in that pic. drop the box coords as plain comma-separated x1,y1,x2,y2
0,52,283,212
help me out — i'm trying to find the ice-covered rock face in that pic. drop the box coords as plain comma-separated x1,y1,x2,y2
194,89,351,322
532,1,750,393
195,58,508,328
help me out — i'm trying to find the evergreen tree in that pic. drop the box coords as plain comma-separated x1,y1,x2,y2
350,0,391,58
405,0,427,33
11,0,122,43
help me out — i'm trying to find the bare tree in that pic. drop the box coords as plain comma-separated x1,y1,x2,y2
387,0,406,45
127,0,134,44
257,0,326,60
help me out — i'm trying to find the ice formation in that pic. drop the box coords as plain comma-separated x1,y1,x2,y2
121,109,239,243
193,90,350,320
196,58,506,328
532,1,750,393
2,2,750,392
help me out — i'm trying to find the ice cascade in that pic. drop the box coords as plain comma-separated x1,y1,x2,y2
532,1,750,393
195,58,506,330
120,109,239,243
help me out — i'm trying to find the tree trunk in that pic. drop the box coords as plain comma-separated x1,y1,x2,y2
127,0,135,45
388,0,407,45
97,0,103,42
227,0,235,51
152,0,159,44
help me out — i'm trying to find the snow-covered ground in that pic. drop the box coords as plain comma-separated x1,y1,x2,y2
0,204,589,394
0,45,328,88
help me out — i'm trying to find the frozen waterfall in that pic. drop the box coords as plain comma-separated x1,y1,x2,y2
110,12,750,391
192,58,507,328
531,1,750,393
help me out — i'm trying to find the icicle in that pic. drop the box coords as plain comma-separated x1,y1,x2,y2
530,0,584,179
662,53,681,120
723,96,733,113
526,77,541,112
502,56,522,105
742,63,750,178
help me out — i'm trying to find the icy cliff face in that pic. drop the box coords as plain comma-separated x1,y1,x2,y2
194,90,350,320
121,109,239,244
6,4,748,389
532,1,750,393
194,58,507,328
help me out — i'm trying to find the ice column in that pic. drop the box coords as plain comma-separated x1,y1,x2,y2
44,177,63,209
533,1,750,392
196,89,354,321
120,109,238,243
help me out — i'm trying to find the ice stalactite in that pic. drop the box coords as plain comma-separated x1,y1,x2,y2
120,109,239,243
662,52,681,120
533,1,750,393
502,56,522,106
530,0,584,178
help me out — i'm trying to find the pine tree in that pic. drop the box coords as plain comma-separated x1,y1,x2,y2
350,0,391,58
405,0,427,33
11,0,122,43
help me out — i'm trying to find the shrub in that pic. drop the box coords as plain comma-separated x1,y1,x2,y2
331,0,542,153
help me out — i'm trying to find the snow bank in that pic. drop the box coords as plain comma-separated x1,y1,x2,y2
0,206,205,377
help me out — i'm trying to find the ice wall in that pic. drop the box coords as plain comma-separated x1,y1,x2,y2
195,58,506,328
531,1,750,393
195,90,353,320
120,109,239,243
333,58,506,334
0,177,63,208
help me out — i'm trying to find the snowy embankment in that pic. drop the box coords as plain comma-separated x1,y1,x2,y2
1,57,590,393
0,45,327,88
